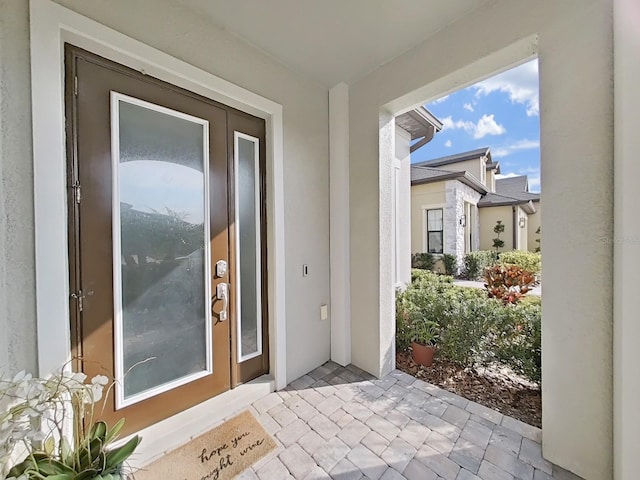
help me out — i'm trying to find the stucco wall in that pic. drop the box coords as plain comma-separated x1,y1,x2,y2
0,0,38,374
0,0,331,384
517,206,528,251
395,127,411,288
349,1,613,477
613,0,640,478
528,203,542,252
433,158,484,185
410,182,445,253
479,206,513,251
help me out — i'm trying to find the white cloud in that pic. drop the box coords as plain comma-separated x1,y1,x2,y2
495,173,519,179
444,140,452,147
463,103,474,112
440,116,474,133
440,114,506,140
474,114,506,139
491,139,540,158
492,148,510,158
430,94,450,104
473,59,539,116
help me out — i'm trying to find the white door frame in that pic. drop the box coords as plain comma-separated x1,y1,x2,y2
29,0,287,390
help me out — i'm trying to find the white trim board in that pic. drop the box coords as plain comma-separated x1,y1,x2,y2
29,0,287,392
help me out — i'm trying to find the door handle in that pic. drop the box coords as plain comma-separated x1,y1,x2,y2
214,282,229,321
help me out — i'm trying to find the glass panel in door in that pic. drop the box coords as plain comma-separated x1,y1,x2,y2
234,133,262,362
111,92,212,408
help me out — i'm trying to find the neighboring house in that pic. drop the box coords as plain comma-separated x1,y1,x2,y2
410,147,541,269
410,148,491,268
0,1,634,479
478,175,541,252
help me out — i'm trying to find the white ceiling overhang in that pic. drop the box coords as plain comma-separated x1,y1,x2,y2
176,0,489,87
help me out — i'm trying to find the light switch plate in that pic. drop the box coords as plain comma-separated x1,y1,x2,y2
320,304,328,320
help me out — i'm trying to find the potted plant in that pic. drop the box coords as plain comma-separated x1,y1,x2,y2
1,369,140,480
410,319,439,367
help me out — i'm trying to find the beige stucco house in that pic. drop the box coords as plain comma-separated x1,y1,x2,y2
410,147,541,264
411,148,491,264
478,175,541,252
1,1,638,479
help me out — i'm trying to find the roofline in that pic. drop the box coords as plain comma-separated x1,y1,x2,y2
411,168,487,194
413,106,443,131
413,147,492,168
478,198,538,211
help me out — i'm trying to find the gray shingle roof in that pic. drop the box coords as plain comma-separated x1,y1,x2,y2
413,147,491,168
496,176,527,194
478,175,540,209
493,175,540,202
411,166,487,194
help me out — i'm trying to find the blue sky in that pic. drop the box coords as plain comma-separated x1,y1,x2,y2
413,59,540,192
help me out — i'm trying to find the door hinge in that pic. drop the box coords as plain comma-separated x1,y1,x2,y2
70,290,93,312
74,76,78,96
71,181,81,204
70,290,85,312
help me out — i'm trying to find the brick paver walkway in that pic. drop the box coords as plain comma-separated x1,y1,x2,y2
239,362,583,480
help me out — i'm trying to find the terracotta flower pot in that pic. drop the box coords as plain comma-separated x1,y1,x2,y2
411,342,436,367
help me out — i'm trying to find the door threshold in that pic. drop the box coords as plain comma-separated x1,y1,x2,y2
123,375,275,469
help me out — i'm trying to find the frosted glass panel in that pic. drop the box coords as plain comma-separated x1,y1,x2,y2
114,95,210,403
236,134,261,361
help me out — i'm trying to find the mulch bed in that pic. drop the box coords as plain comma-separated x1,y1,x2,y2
396,350,541,428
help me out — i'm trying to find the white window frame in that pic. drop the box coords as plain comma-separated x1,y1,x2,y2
29,0,287,390
111,93,213,408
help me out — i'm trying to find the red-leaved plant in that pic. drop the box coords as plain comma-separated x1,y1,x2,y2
484,264,536,304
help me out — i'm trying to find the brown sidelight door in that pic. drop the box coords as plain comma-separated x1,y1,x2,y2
227,112,269,386
65,45,249,435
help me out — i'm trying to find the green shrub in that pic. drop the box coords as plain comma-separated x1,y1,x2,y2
494,302,541,382
395,271,541,383
493,220,506,251
410,269,453,284
463,250,498,280
499,250,541,275
411,252,435,270
443,254,458,277
436,289,500,367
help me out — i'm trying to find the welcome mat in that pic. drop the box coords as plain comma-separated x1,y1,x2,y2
134,410,277,480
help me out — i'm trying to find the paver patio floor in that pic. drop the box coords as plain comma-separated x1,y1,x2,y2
240,362,583,480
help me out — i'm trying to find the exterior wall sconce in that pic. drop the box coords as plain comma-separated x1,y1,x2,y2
519,216,526,228
459,215,466,227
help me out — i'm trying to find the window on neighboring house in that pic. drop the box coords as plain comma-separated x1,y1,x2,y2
425,208,443,254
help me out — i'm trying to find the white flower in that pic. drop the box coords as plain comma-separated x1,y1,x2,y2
89,383,104,403
91,375,109,387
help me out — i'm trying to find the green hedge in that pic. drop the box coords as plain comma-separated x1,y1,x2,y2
499,250,541,275
411,252,435,271
443,254,458,276
396,272,541,383
462,250,498,280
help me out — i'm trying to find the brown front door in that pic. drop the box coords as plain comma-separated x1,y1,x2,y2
65,45,267,435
